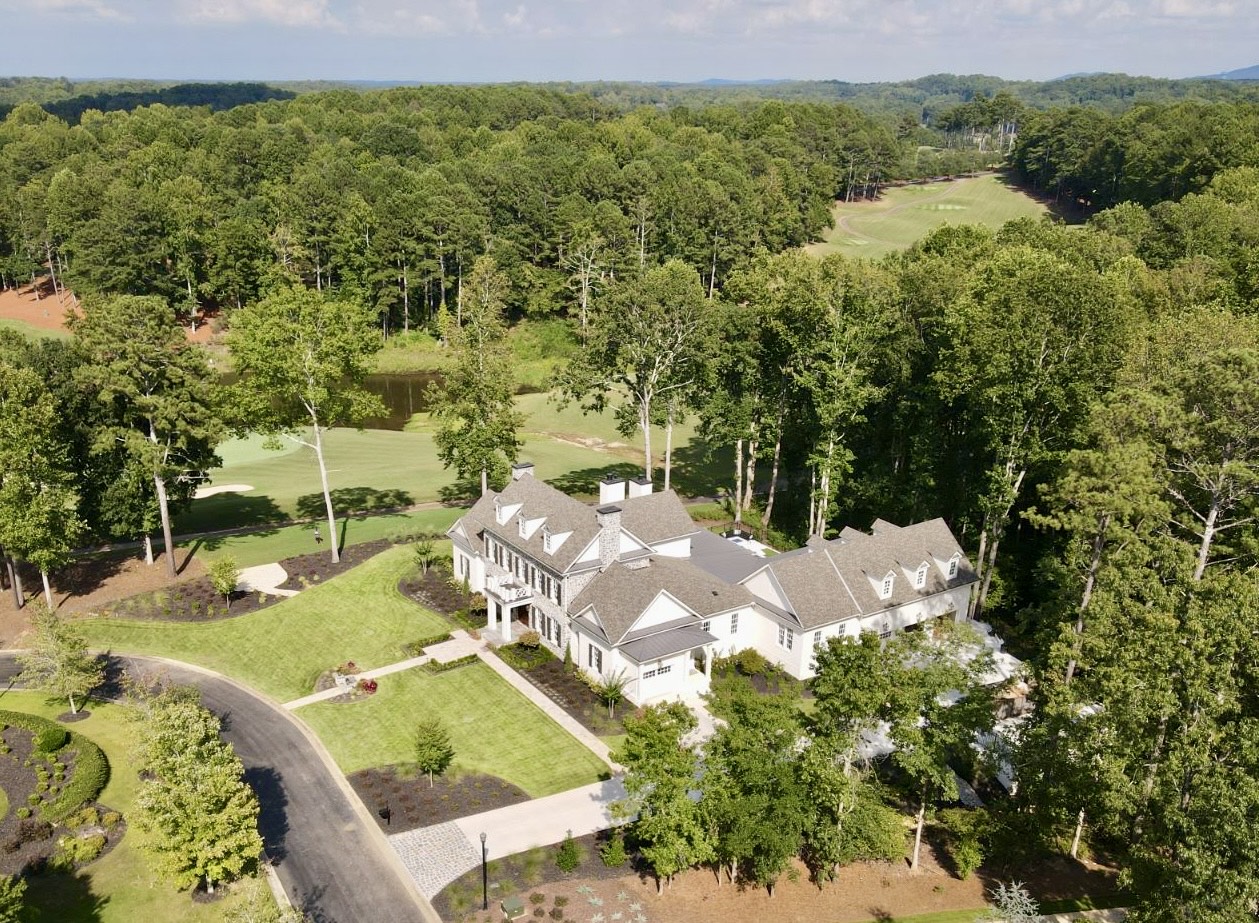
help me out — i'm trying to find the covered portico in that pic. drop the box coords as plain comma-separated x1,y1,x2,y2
485,567,532,643
620,623,718,704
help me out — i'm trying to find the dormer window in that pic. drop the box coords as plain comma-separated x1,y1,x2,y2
518,513,527,538
542,526,553,552
914,562,929,589
880,572,894,599
947,554,959,580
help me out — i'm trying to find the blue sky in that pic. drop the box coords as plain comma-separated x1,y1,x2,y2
0,0,1255,83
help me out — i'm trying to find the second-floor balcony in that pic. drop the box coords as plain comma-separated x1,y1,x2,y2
487,569,532,604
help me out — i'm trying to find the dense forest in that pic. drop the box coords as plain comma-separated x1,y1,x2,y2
2,80,1259,919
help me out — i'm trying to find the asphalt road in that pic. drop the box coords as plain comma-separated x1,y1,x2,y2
0,653,437,923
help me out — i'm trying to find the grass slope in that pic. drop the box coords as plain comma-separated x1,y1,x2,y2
80,544,448,702
297,663,606,797
806,173,1048,260
0,691,261,922
0,317,70,340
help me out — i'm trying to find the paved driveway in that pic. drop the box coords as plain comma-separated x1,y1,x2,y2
0,653,438,923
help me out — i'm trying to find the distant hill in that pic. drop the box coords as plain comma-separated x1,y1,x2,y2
1207,64,1259,80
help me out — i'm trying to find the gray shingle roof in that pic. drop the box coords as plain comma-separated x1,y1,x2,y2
571,556,752,644
748,518,976,630
449,475,697,575
619,491,700,545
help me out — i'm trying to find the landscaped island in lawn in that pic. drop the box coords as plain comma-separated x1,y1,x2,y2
1,693,270,922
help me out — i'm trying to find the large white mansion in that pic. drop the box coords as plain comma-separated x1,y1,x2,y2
448,463,979,706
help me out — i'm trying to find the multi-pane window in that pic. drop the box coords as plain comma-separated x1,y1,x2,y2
731,611,739,633
881,574,894,598
700,620,711,633
879,622,893,640
948,556,959,579
813,631,823,649
915,563,928,589
777,625,794,650
588,645,602,672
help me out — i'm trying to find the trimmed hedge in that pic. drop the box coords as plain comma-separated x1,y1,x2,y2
403,632,453,657
0,711,68,754
0,710,110,823
44,733,109,823
421,654,479,675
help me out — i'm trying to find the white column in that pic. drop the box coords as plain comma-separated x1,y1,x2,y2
487,598,499,636
704,646,712,677
501,604,513,643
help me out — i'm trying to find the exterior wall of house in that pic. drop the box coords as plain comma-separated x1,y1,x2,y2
853,585,970,640
632,651,694,704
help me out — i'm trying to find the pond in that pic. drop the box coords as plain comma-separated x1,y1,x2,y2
360,372,443,431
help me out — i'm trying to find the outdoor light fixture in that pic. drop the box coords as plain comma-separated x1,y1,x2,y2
480,831,488,911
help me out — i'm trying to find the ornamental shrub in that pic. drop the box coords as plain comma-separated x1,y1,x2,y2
600,831,627,868
50,833,106,870
555,830,580,873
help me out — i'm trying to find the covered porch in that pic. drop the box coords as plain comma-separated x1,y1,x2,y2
620,624,718,705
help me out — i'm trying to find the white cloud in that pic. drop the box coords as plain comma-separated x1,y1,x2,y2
181,0,342,28
1,0,130,20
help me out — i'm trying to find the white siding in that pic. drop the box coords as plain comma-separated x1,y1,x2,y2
625,591,692,633
651,537,692,558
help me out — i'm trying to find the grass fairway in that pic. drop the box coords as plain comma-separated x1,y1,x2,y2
186,507,463,567
298,662,606,797
806,173,1048,261
0,691,262,922
80,544,449,702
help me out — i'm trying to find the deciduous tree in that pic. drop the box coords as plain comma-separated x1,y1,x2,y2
17,606,103,715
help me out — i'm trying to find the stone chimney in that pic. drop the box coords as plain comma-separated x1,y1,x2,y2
595,505,622,569
599,476,626,504
627,476,653,498
511,461,534,481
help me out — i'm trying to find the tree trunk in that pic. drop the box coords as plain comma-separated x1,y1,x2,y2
312,424,341,564
664,405,674,493
149,421,178,579
1192,498,1220,582
734,438,744,526
1065,512,1109,685
743,437,758,515
762,400,785,540
68,692,78,715
480,467,489,497
640,401,653,481
402,264,410,334
911,793,927,871
40,569,53,608
1069,808,1085,859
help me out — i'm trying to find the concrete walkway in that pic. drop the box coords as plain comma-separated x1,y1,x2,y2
282,631,485,710
391,778,627,898
237,562,299,598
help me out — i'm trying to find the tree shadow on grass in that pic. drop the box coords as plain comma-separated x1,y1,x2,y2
176,494,286,549
544,462,641,498
295,487,415,520
20,868,108,921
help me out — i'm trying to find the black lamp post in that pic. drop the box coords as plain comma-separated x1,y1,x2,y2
480,831,488,911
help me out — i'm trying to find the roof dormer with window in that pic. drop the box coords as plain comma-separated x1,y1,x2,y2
914,561,929,589
875,570,894,600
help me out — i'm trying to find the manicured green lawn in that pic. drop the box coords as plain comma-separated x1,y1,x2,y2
0,317,71,340
855,911,985,923
805,173,1048,261
0,691,262,922
79,544,449,702
188,507,462,568
297,663,606,797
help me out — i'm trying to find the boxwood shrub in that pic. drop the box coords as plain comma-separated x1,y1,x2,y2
0,710,68,754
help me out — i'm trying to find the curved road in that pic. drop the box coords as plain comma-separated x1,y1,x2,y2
0,653,439,923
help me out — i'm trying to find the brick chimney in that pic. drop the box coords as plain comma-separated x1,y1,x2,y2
595,505,622,569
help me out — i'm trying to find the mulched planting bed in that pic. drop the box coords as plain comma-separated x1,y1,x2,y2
399,565,486,631
349,767,528,833
95,539,396,623
508,659,630,741
436,829,639,922
0,725,123,878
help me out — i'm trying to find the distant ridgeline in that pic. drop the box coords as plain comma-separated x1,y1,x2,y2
0,80,295,122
